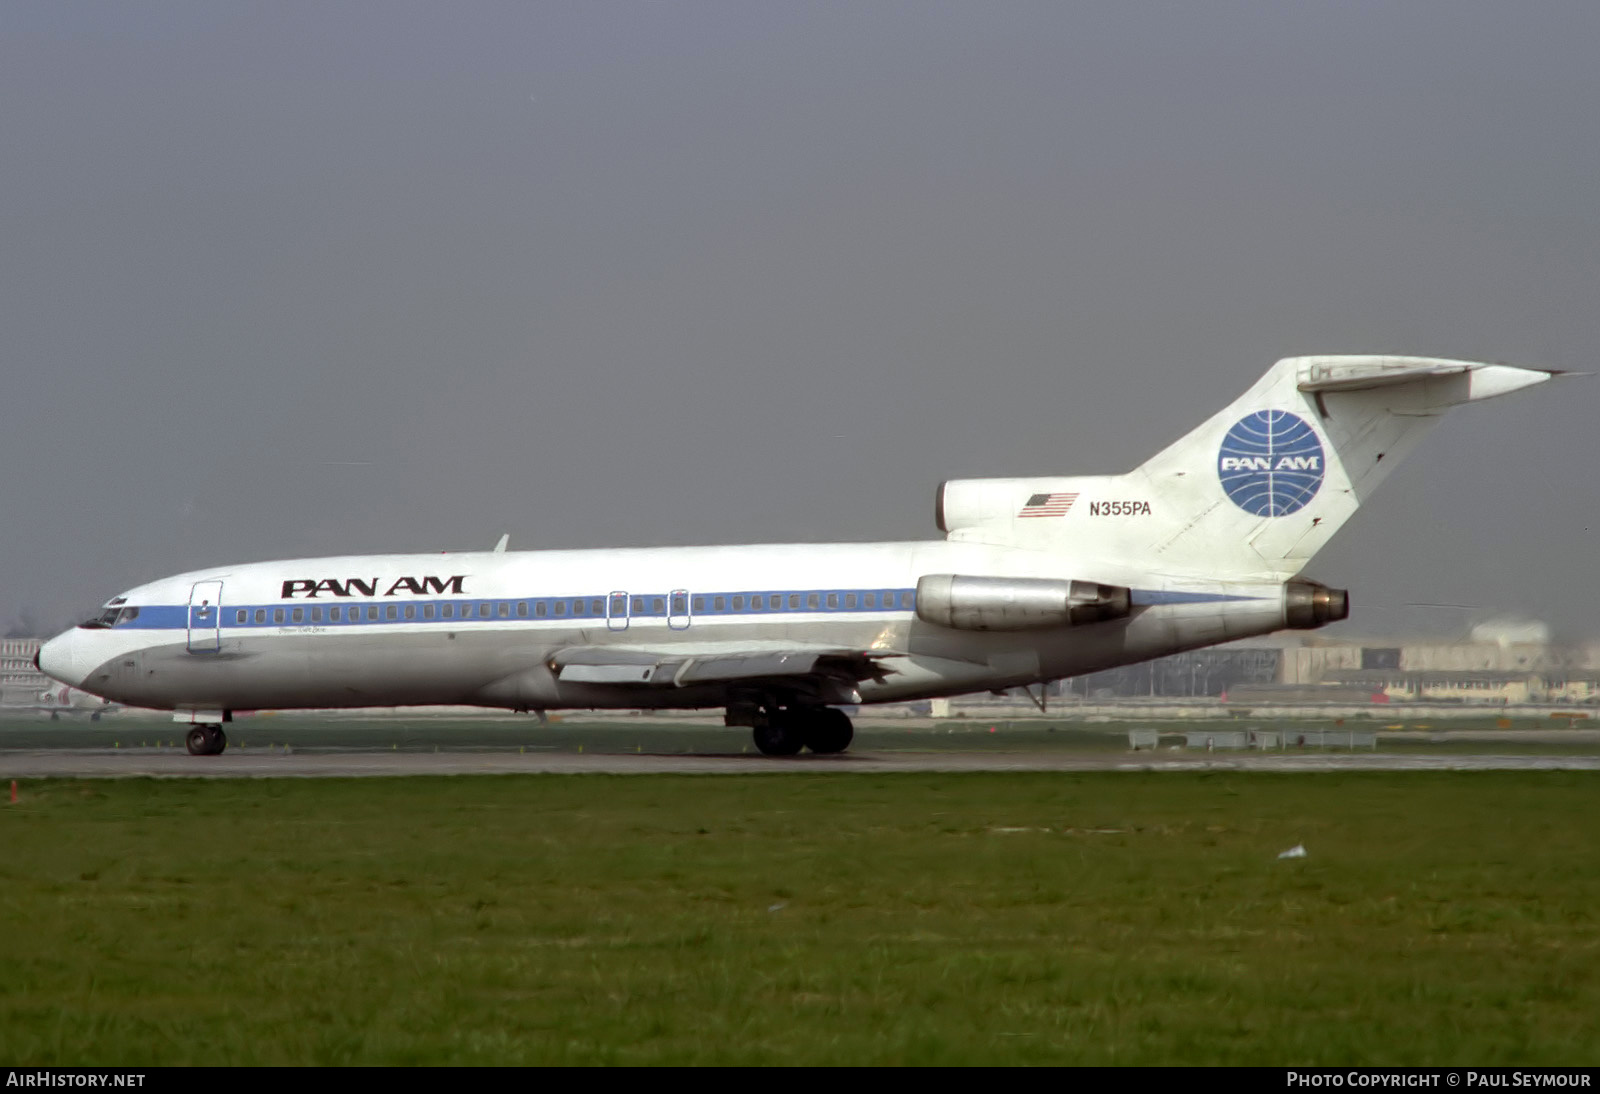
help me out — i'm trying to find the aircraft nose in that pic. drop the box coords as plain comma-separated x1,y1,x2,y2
37,630,88,688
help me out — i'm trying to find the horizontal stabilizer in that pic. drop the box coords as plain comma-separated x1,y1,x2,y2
1296,360,1470,392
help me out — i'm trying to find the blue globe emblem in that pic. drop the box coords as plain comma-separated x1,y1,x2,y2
1217,410,1325,517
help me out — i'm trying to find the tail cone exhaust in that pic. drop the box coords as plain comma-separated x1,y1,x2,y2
1285,579,1349,630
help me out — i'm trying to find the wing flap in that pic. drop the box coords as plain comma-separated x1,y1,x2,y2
674,651,827,684
558,663,661,684
549,645,890,690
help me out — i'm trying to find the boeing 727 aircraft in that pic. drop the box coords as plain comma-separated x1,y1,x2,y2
38,355,1557,756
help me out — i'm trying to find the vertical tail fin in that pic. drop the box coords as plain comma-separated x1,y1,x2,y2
939,356,1557,579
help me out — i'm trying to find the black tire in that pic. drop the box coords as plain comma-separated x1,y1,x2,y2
208,726,228,756
186,727,210,756
752,714,805,756
803,708,854,754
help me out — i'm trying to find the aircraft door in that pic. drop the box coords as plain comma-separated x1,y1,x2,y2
607,590,629,632
187,581,223,653
668,589,691,630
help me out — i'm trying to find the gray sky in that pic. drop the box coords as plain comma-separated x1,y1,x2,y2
3,2,1596,640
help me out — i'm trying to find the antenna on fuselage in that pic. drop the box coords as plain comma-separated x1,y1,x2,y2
492,534,509,553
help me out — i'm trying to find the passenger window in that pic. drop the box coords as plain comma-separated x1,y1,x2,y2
498,602,509,618
864,593,875,608
236,610,246,624
671,592,688,614
732,595,744,610
826,593,838,609
442,604,453,619
789,595,800,609
593,599,605,615
807,594,819,610
386,605,398,620
532,602,543,617
651,597,663,613
714,597,725,611
331,606,342,621
750,595,762,610
423,605,434,619
883,591,894,607
273,608,285,624
368,606,379,621
311,607,322,623
255,609,266,624
845,594,857,609
404,605,415,620
572,600,584,616
554,600,566,616
480,602,492,616
692,597,704,612
292,608,304,623
632,598,645,614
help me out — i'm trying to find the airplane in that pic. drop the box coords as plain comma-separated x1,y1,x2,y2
37,355,1560,757
0,683,116,720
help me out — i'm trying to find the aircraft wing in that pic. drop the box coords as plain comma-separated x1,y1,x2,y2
549,642,892,691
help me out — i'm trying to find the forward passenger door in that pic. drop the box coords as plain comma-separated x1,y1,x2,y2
187,581,223,653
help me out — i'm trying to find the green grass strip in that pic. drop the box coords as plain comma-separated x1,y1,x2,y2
2,772,1596,1065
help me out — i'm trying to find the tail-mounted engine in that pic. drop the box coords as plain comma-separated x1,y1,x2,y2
1284,579,1349,629
915,574,1132,631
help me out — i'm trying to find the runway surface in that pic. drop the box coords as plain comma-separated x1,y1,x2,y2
4,749,1600,777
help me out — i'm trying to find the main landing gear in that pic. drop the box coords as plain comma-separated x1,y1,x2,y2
745,706,854,756
185,724,228,756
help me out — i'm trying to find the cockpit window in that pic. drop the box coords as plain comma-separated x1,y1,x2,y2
114,606,140,625
79,598,127,629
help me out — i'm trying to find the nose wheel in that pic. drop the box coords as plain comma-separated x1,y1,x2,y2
185,724,227,756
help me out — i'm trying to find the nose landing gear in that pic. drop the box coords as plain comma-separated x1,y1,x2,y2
185,724,227,756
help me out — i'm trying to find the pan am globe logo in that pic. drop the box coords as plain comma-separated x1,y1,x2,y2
1217,410,1325,517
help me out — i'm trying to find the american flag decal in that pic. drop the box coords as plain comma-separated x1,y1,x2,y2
1018,492,1078,518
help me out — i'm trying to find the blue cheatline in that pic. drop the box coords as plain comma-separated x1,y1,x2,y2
1216,409,1325,517
106,584,1264,632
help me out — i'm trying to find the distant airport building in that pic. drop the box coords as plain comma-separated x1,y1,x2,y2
1036,621,1600,706
1057,647,1282,699
1274,622,1599,706
1,637,50,708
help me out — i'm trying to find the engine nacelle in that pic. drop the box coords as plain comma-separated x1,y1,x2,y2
915,574,1132,631
936,478,1041,532
1284,579,1349,629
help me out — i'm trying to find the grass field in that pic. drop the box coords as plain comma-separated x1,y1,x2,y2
2,772,1598,1065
